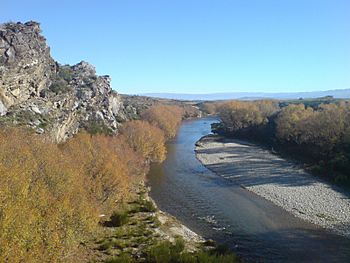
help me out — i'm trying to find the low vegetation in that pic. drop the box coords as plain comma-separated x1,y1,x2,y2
145,239,236,263
48,78,72,94
97,191,237,263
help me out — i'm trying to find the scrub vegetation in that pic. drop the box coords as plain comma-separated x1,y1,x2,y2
0,105,186,262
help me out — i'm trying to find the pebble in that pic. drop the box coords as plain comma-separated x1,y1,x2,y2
195,136,350,238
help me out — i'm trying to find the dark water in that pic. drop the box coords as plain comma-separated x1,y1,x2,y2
147,117,350,263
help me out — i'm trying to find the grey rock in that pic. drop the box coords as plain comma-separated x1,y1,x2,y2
30,105,41,114
0,99,7,116
0,21,56,107
0,21,136,142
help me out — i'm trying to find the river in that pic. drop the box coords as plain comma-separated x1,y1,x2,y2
147,117,350,262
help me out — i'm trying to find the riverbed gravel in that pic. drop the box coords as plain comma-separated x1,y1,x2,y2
195,135,350,238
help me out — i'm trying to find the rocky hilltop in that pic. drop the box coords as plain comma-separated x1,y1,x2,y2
0,21,130,142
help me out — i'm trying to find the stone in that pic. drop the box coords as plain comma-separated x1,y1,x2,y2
30,105,41,114
0,99,7,116
109,94,123,116
5,47,15,62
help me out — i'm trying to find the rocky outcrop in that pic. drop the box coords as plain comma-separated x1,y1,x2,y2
0,21,56,110
0,21,130,142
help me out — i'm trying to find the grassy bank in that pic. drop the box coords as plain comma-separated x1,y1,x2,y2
81,184,238,263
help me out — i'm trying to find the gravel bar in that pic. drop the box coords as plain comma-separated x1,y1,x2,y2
195,135,350,237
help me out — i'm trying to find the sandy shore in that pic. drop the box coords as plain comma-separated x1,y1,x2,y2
195,135,350,238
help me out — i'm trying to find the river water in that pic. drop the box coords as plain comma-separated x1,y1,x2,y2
147,117,350,262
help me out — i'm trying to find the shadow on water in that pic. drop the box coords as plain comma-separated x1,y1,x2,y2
147,117,350,263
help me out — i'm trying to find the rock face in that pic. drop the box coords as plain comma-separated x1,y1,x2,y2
0,21,56,109
0,21,129,142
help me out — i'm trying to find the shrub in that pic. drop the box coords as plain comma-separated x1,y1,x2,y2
147,238,237,263
139,199,157,213
105,254,135,263
147,240,173,263
190,251,237,263
58,65,74,82
110,211,129,227
49,78,71,94
84,118,114,136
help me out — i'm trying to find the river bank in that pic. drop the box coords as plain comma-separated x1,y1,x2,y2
195,135,350,238
147,117,350,262
78,182,237,262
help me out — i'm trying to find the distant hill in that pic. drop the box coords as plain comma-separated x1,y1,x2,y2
141,89,350,101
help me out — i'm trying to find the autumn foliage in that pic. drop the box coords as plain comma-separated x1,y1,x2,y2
0,103,185,262
201,102,218,115
217,100,279,132
0,129,146,262
121,120,166,163
216,99,350,182
275,103,350,152
61,133,147,212
141,105,183,139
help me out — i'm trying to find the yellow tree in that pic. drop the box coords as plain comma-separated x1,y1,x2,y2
142,105,183,139
0,128,98,262
218,101,265,132
121,120,166,163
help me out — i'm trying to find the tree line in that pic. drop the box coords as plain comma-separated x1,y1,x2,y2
208,100,350,183
0,105,184,262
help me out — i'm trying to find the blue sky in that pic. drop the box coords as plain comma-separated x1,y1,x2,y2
2,0,350,94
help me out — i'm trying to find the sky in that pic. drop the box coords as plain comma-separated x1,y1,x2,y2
2,0,350,94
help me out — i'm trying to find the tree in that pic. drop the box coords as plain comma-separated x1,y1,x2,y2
121,120,166,163
218,101,267,132
0,128,147,262
275,104,314,144
201,102,217,115
0,129,98,262
142,105,183,139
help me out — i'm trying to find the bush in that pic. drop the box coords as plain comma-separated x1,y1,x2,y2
110,211,129,227
84,118,114,135
190,251,237,263
139,199,157,213
105,254,135,263
49,78,71,94
148,240,174,263
147,238,237,263
58,65,74,82
98,238,117,250
173,236,185,254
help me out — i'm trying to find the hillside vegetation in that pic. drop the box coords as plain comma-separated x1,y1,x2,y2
0,105,184,262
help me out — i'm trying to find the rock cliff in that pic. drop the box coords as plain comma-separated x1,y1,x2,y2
0,21,129,142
